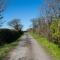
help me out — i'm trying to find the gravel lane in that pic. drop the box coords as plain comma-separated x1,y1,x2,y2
6,33,52,60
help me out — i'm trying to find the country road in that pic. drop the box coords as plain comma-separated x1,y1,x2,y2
6,33,52,60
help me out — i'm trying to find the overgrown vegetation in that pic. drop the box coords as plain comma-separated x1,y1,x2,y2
30,17,60,47
0,40,19,60
50,19,60,46
29,0,60,47
30,32,60,60
0,29,23,45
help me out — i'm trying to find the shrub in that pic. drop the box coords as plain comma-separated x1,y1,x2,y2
0,29,23,45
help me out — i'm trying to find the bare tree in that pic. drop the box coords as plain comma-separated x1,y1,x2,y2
45,0,60,17
8,19,23,31
0,0,7,26
0,0,7,18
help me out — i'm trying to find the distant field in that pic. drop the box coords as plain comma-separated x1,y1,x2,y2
30,32,60,60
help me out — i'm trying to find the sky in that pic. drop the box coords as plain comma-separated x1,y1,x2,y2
2,0,43,30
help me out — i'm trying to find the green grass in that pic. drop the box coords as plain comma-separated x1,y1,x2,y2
0,40,19,60
30,32,60,60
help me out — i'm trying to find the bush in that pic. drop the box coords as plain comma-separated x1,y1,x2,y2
0,29,23,45
50,20,60,46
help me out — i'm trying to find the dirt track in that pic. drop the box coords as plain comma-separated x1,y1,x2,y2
6,33,52,60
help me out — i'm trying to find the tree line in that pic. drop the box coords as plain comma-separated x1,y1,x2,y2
30,0,60,47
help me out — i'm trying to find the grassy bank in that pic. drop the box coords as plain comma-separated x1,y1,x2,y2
0,39,20,60
30,32,60,60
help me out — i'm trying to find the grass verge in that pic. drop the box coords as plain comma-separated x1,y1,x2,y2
0,39,20,60
30,32,60,60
